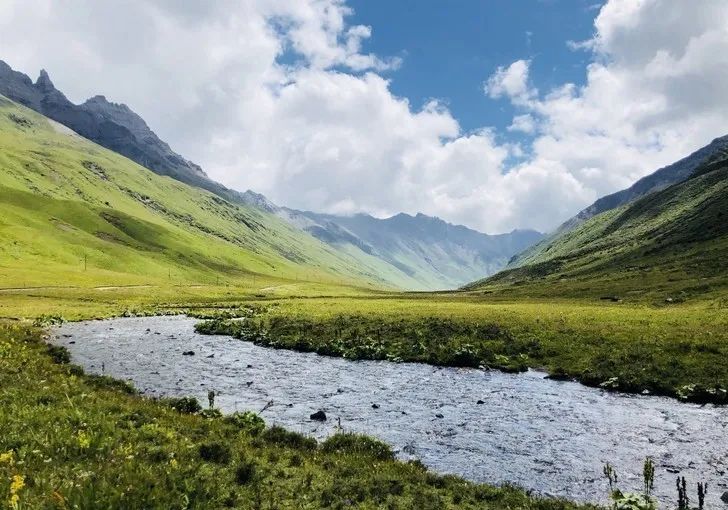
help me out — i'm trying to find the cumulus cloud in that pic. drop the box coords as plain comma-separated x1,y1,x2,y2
508,114,537,134
484,59,536,105
490,0,728,204
0,0,727,234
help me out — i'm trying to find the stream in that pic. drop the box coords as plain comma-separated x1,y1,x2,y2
53,316,728,506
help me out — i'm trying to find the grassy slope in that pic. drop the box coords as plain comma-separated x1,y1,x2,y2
0,95,424,290
1,321,592,510
464,159,728,303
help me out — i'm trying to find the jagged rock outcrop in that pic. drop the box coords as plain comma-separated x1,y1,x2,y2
0,60,240,201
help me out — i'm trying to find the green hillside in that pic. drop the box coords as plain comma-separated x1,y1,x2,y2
0,96,423,290
464,153,728,302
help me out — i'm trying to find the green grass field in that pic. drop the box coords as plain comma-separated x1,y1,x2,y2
2,283,726,404
194,294,728,404
1,82,727,508
0,95,432,291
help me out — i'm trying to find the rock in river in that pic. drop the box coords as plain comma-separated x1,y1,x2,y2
310,410,327,421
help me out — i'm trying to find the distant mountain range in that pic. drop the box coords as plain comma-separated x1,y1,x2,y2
240,189,542,289
0,60,541,290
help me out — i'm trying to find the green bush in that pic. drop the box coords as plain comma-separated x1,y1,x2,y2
46,344,70,364
260,426,317,450
225,411,265,435
85,374,137,395
234,458,257,485
164,396,202,414
321,433,394,461
33,314,65,327
198,442,231,464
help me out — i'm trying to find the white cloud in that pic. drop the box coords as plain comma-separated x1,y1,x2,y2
508,114,537,134
0,0,727,234
484,59,536,105
488,0,728,215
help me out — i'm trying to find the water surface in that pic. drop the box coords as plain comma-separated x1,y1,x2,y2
54,316,728,505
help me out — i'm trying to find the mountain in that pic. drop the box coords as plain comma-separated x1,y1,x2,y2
0,61,543,290
0,94,433,290
236,191,542,290
0,60,248,204
464,148,728,301
289,210,543,290
509,134,728,268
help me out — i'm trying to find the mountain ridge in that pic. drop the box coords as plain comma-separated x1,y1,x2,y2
0,60,543,290
237,192,543,289
508,133,728,269
465,149,728,300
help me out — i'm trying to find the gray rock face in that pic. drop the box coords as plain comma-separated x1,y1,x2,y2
0,60,237,200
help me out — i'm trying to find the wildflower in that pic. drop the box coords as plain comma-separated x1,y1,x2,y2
0,451,14,464
9,474,24,509
11,475,25,492
77,431,91,449
169,458,178,468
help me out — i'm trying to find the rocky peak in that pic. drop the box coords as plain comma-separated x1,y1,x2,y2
36,69,56,93
240,190,280,213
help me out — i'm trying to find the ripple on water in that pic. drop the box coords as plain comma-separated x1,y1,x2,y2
54,316,728,506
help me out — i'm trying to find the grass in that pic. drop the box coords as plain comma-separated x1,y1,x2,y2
1,83,727,507
194,294,728,404
0,95,429,291
465,158,728,304
2,282,726,404
0,320,597,509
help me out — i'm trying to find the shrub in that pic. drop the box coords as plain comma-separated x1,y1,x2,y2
198,442,231,464
200,408,223,419
33,314,65,327
234,458,257,485
46,344,71,364
260,426,317,450
85,374,137,395
225,411,265,436
164,396,202,414
321,433,394,461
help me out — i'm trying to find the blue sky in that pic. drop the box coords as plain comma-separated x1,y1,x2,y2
347,0,601,135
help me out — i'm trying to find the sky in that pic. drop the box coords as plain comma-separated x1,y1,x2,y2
1,1,727,234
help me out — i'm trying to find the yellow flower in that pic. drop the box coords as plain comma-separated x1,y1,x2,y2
0,451,13,464
77,431,91,449
9,474,24,509
169,458,178,468
10,474,24,492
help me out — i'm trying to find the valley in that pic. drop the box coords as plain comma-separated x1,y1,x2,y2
1,42,727,510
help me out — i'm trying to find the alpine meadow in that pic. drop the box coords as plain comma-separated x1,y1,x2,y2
1,2,728,509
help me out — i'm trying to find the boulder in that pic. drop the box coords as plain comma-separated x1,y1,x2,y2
310,410,327,421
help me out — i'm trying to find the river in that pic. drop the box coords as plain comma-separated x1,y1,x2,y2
54,316,728,506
